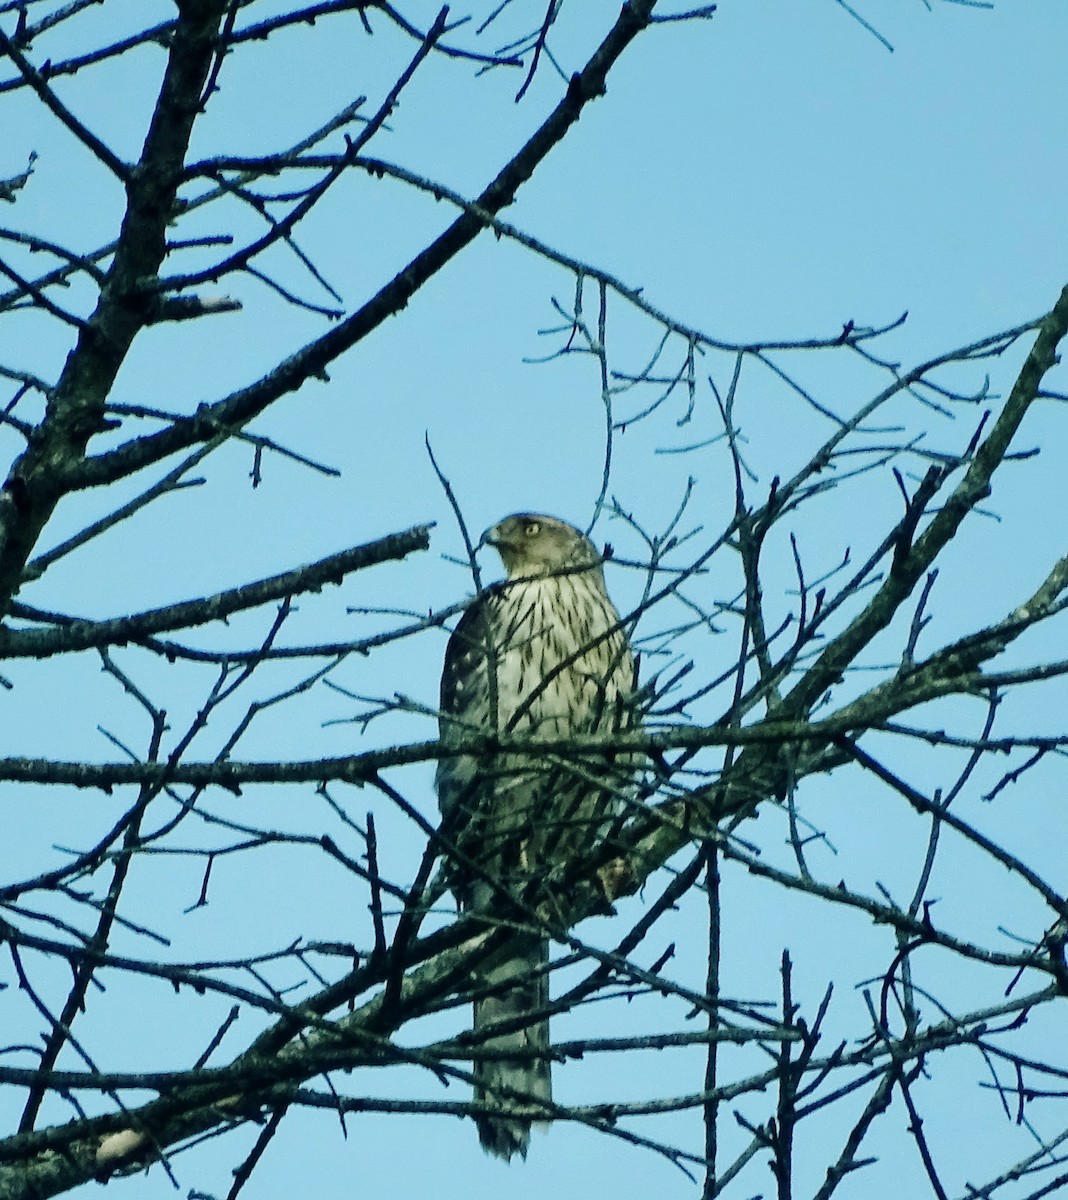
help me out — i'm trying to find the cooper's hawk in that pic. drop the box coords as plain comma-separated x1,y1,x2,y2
436,513,637,1160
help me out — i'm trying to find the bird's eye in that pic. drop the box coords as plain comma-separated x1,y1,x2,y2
525,521,540,537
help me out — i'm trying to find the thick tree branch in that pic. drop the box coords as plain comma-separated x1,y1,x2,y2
780,282,1068,719
0,524,431,658
0,1,230,612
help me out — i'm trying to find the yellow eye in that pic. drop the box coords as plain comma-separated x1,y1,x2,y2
525,521,540,537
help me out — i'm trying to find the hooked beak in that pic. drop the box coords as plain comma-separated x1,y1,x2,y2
478,523,503,551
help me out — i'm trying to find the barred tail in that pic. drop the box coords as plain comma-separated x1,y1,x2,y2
473,935,551,1161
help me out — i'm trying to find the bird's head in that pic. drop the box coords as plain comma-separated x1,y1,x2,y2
481,513,601,579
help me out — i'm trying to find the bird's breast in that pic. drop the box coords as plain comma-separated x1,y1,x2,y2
489,574,630,737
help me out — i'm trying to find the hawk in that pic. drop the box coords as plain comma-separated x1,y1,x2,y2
436,513,637,1160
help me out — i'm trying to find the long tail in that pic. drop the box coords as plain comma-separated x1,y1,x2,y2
473,935,551,1161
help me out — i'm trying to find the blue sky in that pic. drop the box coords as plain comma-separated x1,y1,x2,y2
3,2,1068,1198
